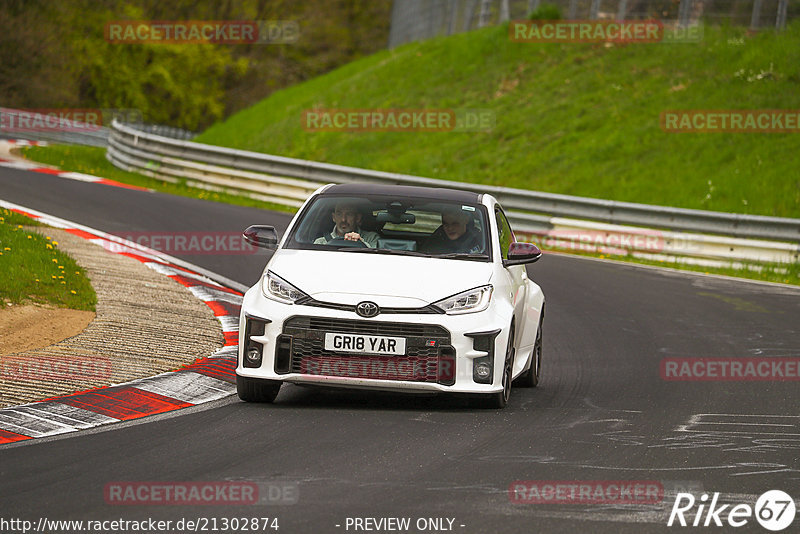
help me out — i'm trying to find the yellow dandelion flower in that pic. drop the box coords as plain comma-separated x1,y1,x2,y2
3,247,10,251
46,244,52,249
74,271,80,274
17,225,22,229
70,290,76,294
52,258,58,263
60,281,66,284
52,241,58,245
46,237,51,240
58,265,64,269
58,275,64,279
27,235,32,239
52,275,57,279
35,279,40,282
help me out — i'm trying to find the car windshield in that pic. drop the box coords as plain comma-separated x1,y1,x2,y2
285,194,491,260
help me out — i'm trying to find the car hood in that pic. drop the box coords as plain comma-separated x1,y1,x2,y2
267,249,494,307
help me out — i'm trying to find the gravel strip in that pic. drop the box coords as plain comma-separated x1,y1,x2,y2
0,226,224,408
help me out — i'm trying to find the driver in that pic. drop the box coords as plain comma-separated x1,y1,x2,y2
314,201,379,248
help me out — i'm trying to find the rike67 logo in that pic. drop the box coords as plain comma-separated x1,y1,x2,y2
668,490,796,531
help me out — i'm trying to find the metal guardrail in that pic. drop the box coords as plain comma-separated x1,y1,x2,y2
0,107,195,147
106,120,799,264
0,107,110,147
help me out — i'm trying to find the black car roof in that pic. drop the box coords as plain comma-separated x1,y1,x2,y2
320,183,483,203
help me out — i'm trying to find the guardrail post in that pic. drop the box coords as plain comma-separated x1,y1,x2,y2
776,0,788,31
678,0,693,27
499,0,510,22
616,0,628,20
477,0,493,28
590,0,602,20
750,0,763,30
464,0,478,30
447,0,459,34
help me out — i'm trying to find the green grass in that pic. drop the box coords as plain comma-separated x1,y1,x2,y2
19,145,296,214
0,209,97,311
196,21,800,218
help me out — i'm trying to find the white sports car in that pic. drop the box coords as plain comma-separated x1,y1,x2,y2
237,183,545,408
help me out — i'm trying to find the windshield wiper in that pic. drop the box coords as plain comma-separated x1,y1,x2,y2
434,253,489,260
335,247,427,257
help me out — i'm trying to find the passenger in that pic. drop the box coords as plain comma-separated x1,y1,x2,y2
422,207,483,254
314,201,379,248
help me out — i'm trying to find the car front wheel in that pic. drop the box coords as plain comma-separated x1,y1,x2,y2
237,375,281,403
515,310,543,388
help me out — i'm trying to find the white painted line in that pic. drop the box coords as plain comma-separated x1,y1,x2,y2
12,402,118,428
210,346,238,359
190,285,244,305
57,171,102,183
0,160,41,170
145,261,225,286
0,409,78,438
218,315,239,332
133,372,236,405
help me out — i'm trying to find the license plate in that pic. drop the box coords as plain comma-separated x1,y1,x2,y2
324,333,406,356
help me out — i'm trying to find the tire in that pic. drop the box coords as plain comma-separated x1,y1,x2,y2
237,375,281,403
515,310,543,388
473,325,515,409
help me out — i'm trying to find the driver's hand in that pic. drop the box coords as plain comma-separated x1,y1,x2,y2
344,232,362,242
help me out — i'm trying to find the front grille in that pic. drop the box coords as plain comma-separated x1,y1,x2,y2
282,316,452,383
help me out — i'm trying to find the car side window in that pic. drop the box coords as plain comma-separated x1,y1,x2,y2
495,208,515,260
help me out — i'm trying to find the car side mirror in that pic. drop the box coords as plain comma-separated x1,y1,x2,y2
243,225,279,249
503,242,542,267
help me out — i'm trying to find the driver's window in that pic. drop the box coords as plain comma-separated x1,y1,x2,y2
495,209,515,260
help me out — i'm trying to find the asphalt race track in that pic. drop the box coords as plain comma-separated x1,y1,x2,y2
1,166,799,533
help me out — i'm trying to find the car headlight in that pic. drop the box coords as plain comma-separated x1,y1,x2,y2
432,285,493,315
262,271,308,304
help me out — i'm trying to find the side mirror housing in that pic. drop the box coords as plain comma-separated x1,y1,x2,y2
243,225,279,249
503,242,542,267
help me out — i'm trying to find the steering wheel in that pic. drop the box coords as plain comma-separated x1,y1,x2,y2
328,236,368,248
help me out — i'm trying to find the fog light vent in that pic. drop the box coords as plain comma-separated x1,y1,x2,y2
465,329,500,384
243,316,270,368
274,334,293,374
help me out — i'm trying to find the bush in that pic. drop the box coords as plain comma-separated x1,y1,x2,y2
528,3,562,20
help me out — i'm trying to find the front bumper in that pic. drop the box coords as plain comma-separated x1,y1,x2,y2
236,285,512,394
